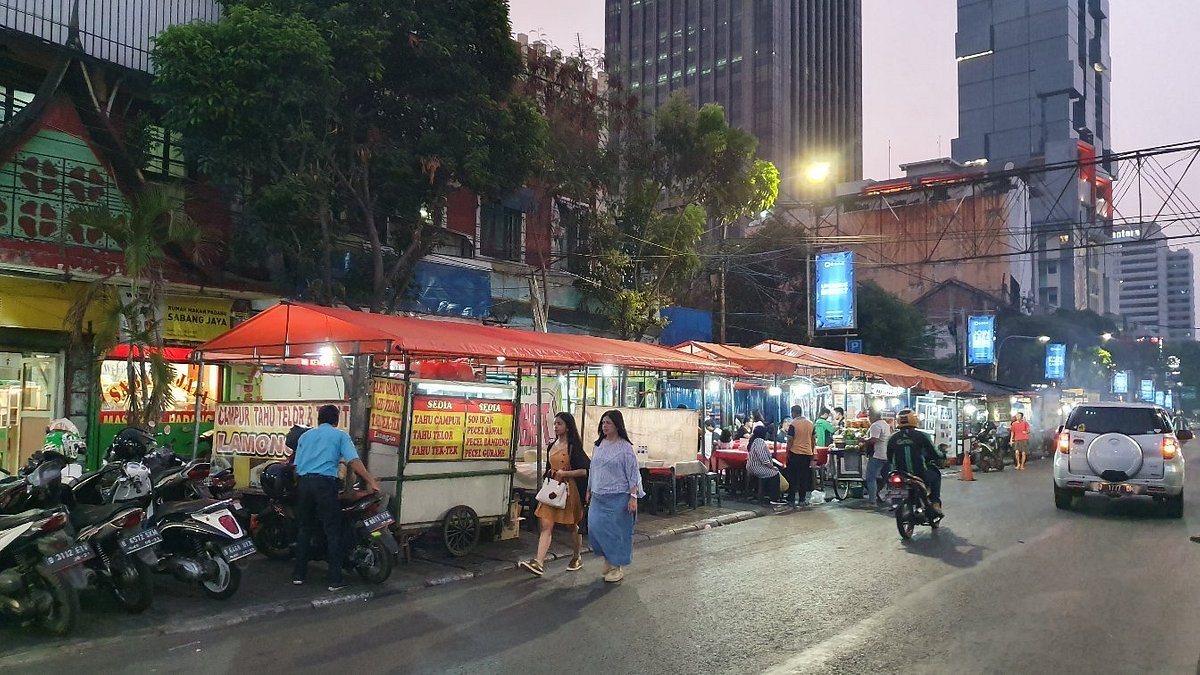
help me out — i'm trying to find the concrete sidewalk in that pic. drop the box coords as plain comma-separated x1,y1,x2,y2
0,501,772,661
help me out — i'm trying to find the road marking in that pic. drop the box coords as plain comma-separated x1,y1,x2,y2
763,522,1065,675
168,641,201,652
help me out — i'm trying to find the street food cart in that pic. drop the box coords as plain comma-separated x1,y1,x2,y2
193,302,738,556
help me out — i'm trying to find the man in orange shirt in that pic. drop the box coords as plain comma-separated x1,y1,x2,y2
786,405,816,507
1010,412,1031,470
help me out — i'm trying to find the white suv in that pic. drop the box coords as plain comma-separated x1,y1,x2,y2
1052,402,1192,517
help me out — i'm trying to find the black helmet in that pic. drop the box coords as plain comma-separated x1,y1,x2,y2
285,425,311,453
108,427,154,463
260,461,297,500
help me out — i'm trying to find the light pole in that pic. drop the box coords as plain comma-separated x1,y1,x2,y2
993,334,1051,382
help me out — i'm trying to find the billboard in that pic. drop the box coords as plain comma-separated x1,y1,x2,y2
1166,393,1174,409
967,316,995,365
1112,371,1130,395
1155,391,1165,406
1139,379,1155,402
814,251,856,331
1044,343,1066,380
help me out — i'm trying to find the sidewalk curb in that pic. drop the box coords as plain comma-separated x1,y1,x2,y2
0,506,769,667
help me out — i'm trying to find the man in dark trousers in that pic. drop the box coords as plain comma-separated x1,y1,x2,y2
292,404,381,591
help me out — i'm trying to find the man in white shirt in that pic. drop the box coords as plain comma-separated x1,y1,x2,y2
865,410,893,506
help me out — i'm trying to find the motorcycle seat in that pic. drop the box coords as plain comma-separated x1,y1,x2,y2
155,498,224,519
0,508,54,529
69,502,135,528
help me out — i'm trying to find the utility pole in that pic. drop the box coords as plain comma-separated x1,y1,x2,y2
718,220,728,343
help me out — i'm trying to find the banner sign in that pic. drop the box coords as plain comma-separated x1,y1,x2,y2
1165,393,1174,409
1044,343,1066,380
967,316,995,365
518,377,561,458
814,251,856,331
213,401,349,458
162,296,233,343
1112,371,1130,395
845,338,863,353
1139,379,1155,402
409,396,514,461
1155,391,1165,406
367,379,407,446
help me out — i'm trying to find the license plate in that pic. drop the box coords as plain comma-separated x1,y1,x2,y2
231,499,242,511
359,512,394,532
1099,482,1133,494
884,489,905,500
221,537,257,562
119,526,163,554
43,542,95,573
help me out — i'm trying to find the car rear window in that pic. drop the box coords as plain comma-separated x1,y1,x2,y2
1065,407,1171,435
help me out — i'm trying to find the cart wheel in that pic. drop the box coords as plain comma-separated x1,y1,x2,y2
442,505,480,557
833,479,852,501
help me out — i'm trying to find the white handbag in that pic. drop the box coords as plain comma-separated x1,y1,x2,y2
536,476,569,509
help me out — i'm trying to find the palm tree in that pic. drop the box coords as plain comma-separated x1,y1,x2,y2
66,184,203,430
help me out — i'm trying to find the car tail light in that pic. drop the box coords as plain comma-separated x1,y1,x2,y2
33,512,68,533
1057,432,1071,454
1163,436,1180,460
112,510,143,529
218,514,239,535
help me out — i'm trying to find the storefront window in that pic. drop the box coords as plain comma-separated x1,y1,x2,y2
97,360,220,457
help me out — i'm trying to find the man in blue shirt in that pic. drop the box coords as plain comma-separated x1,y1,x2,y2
292,405,381,591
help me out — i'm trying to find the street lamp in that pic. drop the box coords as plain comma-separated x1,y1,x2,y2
993,334,1051,382
1101,332,1113,342
805,161,832,184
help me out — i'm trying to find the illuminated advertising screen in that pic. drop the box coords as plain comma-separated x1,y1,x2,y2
814,251,856,331
967,316,995,365
1112,371,1130,395
1139,379,1155,402
1044,343,1066,380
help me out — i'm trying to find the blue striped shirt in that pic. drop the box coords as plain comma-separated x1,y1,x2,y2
589,439,645,497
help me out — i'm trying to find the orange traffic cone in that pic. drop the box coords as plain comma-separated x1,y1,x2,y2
959,452,976,481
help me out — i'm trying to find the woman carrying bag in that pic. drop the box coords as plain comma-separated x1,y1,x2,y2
587,409,644,583
520,412,590,577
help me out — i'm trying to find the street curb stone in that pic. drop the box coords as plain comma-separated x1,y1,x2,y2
0,507,768,667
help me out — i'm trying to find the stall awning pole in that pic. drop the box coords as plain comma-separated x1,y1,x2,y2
190,357,205,462
535,364,543,483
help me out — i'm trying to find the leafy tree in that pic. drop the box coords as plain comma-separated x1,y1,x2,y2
718,217,810,346
152,0,547,311
836,281,929,358
65,185,203,429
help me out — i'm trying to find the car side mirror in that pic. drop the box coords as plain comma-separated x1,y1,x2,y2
1177,429,1194,442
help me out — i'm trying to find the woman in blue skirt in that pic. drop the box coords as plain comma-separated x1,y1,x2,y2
587,409,644,583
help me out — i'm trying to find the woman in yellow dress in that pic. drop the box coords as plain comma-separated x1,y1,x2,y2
519,412,590,576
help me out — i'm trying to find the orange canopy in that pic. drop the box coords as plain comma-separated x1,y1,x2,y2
194,302,741,374
674,341,837,376
752,340,972,393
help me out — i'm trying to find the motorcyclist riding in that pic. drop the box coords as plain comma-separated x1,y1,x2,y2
886,409,943,518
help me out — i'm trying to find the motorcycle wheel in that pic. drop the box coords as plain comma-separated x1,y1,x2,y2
895,502,915,540
355,538,393,585
832,479,852,501
199,543,242,600
110,555,154,614
252,514,294,560
34,567,80,637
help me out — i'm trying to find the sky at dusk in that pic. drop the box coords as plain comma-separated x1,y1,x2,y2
508,0,1200,319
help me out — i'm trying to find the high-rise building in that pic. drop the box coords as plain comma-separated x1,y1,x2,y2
604,0,863,192
1116,224,1195,340
951,0,1114,314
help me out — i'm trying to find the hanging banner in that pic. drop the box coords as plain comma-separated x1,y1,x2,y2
1165,392,1174,409
1044,343,1066,380
1139,379,1155,402
462,400,515,460
409,396,467,461
1112,371,1130,395
967,316,995,365
814,251,856,331
518,376,561,458
212,401,349,458
367,379,407,446
1155,391,1165,406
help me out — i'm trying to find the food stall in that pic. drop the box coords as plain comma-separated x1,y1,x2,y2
193,302,740,556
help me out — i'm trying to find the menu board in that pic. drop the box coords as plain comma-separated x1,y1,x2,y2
368,379,407,446
463,401,515,459
408,396,515,461
409,396,466,460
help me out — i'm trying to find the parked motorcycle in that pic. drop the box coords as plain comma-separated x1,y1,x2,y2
971,430,1006,473
12,451,158,613
888,471,942,540
253,460,396,584
68,428,256,600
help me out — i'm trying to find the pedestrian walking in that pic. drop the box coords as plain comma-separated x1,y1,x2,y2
785,405,816,507
291,404,381,591
1011,412,1031,470
587,410,644,583
520,412,590,577
864,410,893,507
747,425,787,506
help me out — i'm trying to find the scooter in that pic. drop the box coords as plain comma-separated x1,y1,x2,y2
971,431,1006,472
888,470,942,540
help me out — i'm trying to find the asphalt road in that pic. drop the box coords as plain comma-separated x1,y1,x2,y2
5,454,1200,674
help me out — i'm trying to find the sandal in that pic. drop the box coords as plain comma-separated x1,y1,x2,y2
567,556,583,571
518,559,544,577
